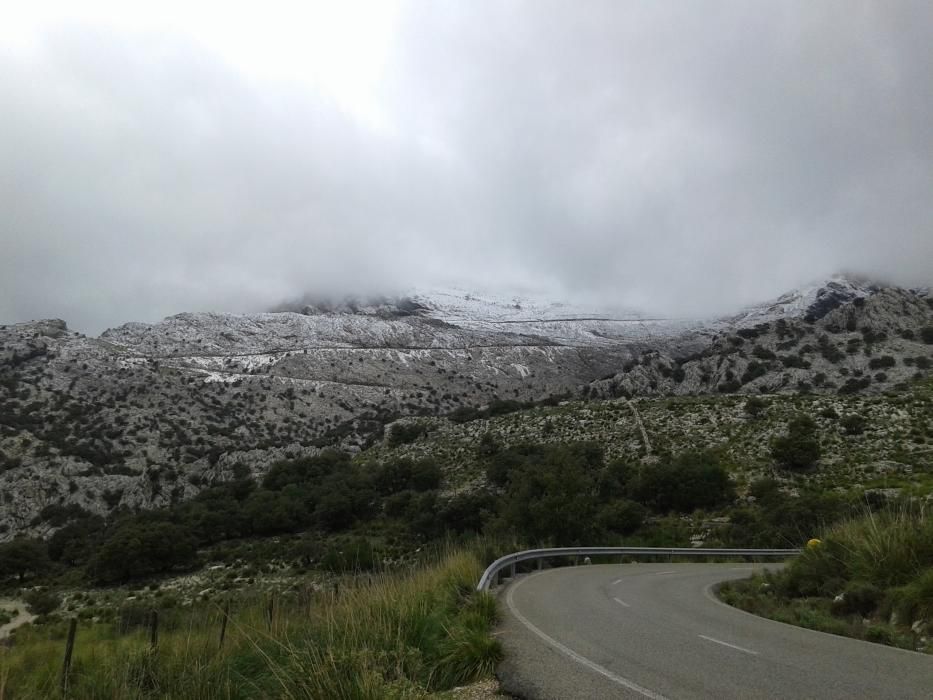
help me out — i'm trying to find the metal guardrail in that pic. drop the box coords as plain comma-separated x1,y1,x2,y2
476,546,800,591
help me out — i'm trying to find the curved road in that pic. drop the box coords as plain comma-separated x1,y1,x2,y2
497,563,932,699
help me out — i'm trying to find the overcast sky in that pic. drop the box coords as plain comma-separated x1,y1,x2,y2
2,1,931,334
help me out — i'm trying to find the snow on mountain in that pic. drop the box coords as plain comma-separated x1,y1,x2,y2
726,276,875,327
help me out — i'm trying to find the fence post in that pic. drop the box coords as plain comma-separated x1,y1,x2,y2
267,595,276,632
60,618,77,696
149,610,158,651
219,600,230,649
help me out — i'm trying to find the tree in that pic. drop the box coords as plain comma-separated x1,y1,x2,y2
596,500,646,535
498,444,605,544
627,450,735,513
90,521,197,583
48,515,106,566
0,538,50,581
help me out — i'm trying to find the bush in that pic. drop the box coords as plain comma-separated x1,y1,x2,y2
864,626,895,645
887,567,933,624
718,379,741,393
832,581,882,616
387,422,429,447
921,326,933,344
740,361,768,385
780,354,810,369
868,356,896,370
838,377,871,395
595,500,646,535
23,590,62,615
0,538,50,581
744,397,768,418
840,414,866,436
772,415,821,470
752,346,777,361
91,521,198,583
627,450,735,513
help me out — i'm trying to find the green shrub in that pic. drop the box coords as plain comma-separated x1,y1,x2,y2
627,450,735,513
840,414,866,435
595,499,646,535
387,422,429,447
868,356,896,370
864,626,895,645
772,415,821,470
832,581,882,616
24,590,62,615
838,377,871,395
887,567,933,624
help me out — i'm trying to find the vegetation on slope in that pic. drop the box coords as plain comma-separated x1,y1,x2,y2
0,546,502,699
719,507,933,652
6,375,932,592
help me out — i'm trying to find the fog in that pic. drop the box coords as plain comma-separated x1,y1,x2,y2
2,1,931,333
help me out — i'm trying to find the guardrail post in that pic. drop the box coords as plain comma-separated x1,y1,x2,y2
537,558,543,571
509,563,516,579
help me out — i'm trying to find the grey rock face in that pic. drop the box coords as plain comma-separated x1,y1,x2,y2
590,284,933,399
1,292,660,538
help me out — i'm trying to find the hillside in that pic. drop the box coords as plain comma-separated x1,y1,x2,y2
1,280,930,540
364,375,933,507
591,283,933,398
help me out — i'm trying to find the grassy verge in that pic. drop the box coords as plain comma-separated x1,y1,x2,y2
0,545,502,699
719,507,933,652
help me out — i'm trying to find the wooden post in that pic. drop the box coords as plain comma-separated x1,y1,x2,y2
218,600,230,649
148,610,158,651
60,618,77,695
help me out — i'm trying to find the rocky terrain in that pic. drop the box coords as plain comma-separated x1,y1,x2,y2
591,281,933,399
364,381,933,502
1,280,931,540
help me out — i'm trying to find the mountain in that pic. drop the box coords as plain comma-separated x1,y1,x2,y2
1,279,931,540
589,279,933,398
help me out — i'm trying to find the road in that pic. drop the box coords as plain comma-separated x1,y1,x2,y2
497,563,932,699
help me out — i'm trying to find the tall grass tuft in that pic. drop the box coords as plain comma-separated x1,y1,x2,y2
722,504,933,651
785,504,933,595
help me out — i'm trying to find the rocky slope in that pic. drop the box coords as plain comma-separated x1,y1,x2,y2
363,376,933,511
1,280,930,540
0,291,666,538
590,282,933,399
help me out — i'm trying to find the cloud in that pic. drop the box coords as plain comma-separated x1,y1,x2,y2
1,1,931,333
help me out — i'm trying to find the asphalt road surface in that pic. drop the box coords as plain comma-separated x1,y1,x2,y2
497,563,932,699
